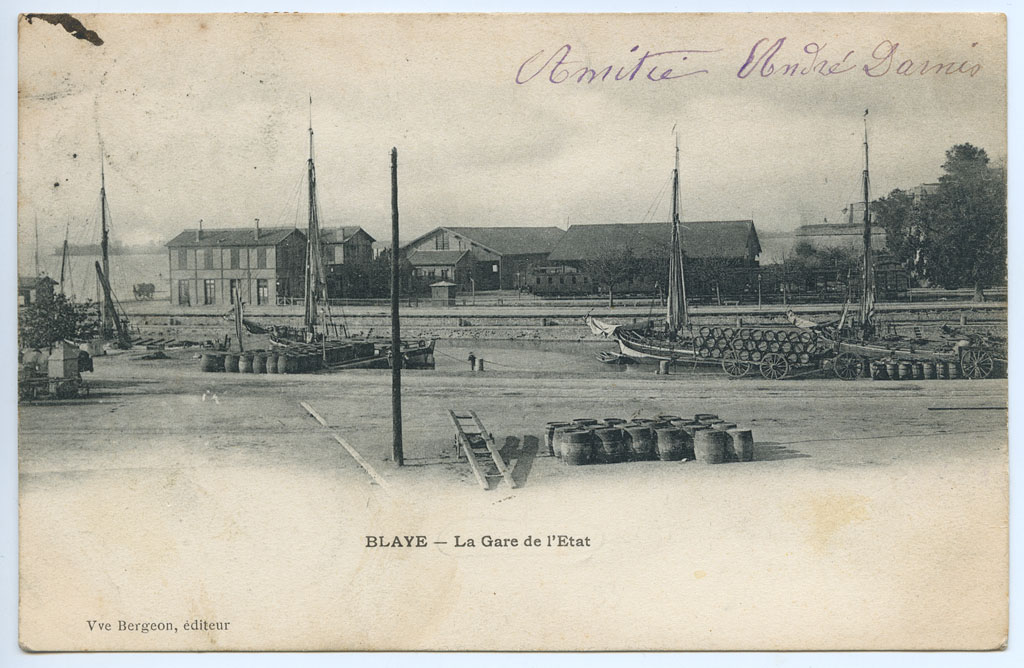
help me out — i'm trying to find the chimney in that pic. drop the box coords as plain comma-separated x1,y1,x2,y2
196,219,203,242
254,217,260,241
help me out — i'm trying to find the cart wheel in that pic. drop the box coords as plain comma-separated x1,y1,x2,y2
960,349,994,379
721,348,751,378
760,352,789,380
833,352,863,380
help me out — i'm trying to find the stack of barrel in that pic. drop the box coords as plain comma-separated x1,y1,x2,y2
544,414,755,467
868,359,961,381
692,326,827,364
200,348,325,374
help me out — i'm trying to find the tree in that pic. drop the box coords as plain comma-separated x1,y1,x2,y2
874,143,1006,301
18,292,99,350
583,248,646,307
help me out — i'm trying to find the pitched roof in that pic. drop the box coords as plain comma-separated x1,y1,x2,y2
19,275,57,290
321,226,376,244
165,227,303,248
406,249,469,266
402,226,566,256
546,221,760,262
443,226,565,255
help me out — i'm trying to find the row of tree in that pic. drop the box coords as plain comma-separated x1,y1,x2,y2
873,143,1006,302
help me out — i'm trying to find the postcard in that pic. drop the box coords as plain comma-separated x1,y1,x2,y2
17,12,1007,651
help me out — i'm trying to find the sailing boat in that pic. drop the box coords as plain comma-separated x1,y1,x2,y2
268,105,435,370
585,133,698,362
858,109,875,340
93,152,132,349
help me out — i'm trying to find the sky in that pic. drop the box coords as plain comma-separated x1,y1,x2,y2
16,13,1006,274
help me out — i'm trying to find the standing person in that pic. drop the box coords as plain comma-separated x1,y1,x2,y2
467,352,476,371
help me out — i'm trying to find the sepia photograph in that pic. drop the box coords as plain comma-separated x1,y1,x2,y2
14,10,1009,652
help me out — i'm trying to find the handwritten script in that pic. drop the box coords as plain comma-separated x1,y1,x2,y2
514,39,982,84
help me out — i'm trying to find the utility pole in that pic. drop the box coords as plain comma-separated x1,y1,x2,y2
33,215,39,276
390,147,404,467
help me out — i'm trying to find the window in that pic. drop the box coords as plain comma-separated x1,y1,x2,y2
203,279,216,305
178,280,190,306
256,279,268,305
434,231,449,250
203,248,214,270
230,248,240,269
559,277,565,285
257,248,267,269
229,279,239,304
441,268,449,280
492,263,498,273
178,248,188,270
548,277,553,284
536,277,541,285
571,276,577,284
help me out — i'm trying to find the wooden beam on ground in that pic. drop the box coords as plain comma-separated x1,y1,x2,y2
470,411,517,489
300,402,392,493
447,410,489,490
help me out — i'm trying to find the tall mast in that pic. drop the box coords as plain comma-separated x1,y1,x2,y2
99,153,112,338
33,215,39,276
859,109,874,337
304,97,325,337
59,220,70,294
666,129,688,331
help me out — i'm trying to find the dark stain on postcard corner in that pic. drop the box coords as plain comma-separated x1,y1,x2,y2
24,14,103,46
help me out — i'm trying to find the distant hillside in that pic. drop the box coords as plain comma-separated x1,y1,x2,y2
52,242,166,256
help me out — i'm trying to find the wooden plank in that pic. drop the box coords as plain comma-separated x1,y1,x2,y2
447,410,489,490
470,411,517,489
300,402,392,493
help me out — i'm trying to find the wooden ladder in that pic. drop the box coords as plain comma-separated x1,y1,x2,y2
447,410,517,491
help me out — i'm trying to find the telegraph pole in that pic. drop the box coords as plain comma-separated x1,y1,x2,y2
390,148,404,466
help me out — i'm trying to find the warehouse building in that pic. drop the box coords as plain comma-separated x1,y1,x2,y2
165,226,306,307
401,226,565,291
539,220,761,296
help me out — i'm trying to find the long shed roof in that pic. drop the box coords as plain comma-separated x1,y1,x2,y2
546,220,760,262
403,226,565,256
166,227,304,248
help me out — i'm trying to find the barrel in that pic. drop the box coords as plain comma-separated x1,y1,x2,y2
266,351,280,374
912,362,924,380
545,422,572,457
559,429,593,466
936,361,949,379
885,361,899,380
694,413,719,422
572,418,600,427
592,427,627,464
713,422,738,431
871,361,888,380
252,352,267,374
200,352,224,372
657,415,682,422
693,429,728,465
654,427,685,461
602,418,627,426
948,361,961,380
283,354,301,374
224,353,240,373
725,429,755,462
307,354,322,372
897,362,913,380
238,352,253,374
704,418,726,428
623,425,656,461
923,361,936,380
